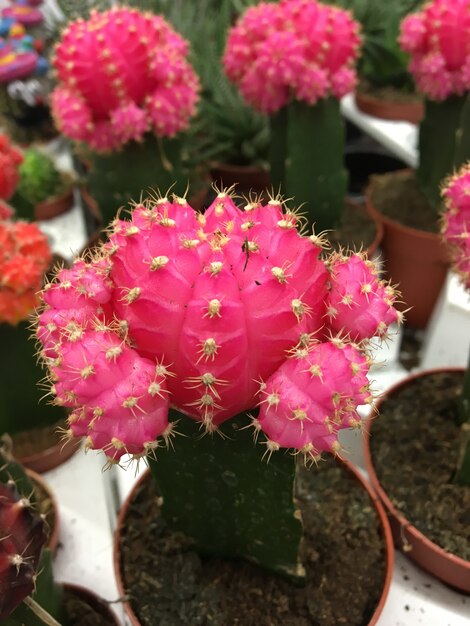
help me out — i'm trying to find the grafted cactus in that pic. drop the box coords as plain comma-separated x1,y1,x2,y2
441,163,470,486
35,189,400,578
224,0,361,231
399,0,470,209
51,7,200,224
0,133,23,202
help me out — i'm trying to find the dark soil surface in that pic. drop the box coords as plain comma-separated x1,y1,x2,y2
119,458,387,626
358,80,422,105
371,371,470,561
64,588,116,625
327,200,378,252
369,170,439,233
11,421,65,459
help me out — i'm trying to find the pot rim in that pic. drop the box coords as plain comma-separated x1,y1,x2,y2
364,367,470,574
62,582,120,625
365,173,446,245
354,90,424,124
19,435,80,475
26,468,60,556
113,456,394,626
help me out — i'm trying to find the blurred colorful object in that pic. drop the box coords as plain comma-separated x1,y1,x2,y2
0,133,23,200
2,1,44,28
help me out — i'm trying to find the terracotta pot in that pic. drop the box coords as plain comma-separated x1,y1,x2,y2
366,179,449,329
114,459,394,626
35,189,75,221
210,163,271,197
62,583,120,625
364,369,470,593
18,436,80,475
26,469,60,555
355,91,424,125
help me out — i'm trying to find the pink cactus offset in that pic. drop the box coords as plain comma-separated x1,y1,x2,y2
442,164,470,289
326,252,401,341
36,192,399,462
399,0,470,101
223,0,361,114
50,7,200,153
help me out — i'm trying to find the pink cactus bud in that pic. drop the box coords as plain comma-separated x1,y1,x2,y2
51,8,200,152
257,340,370,457
399,0,470,101
223,0,361,114
441,163,470,289
36,191,399,461
325,253,400,341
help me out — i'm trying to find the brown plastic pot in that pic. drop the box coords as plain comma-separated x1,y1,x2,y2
210,163,271,197
366,178,449,329
364,368,470,593
355,91,424,125
18,436,80,475
113,458,394,626
35,188,75,221
62,583,120,625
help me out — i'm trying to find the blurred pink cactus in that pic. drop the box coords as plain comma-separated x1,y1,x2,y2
223,0,361,114
400,0,470,101
442,163,470,288
51,7,200,153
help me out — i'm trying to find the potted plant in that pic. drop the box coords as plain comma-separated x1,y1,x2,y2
0,437,120,625
223,0,382,255
35,187,401,624
12,148,75,221
366,0,470,328
50,6,201,228
364,163,470,592
339,0,424,123
0,217,78,472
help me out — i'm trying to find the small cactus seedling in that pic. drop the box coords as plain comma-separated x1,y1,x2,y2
14,149,64,219
51,7,200,224
399,0,470,209
441,163,470,486
224,0,361,231
36,189,400,579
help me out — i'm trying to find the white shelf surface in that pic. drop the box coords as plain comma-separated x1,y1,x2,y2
341,93,419,168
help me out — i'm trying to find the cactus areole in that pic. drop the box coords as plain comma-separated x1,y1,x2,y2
36,190,399,578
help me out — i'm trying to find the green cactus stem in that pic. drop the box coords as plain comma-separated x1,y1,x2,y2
417,96,467,211
270,98,348,233
84,134,187,228
0,322,65,437
148,410,305,583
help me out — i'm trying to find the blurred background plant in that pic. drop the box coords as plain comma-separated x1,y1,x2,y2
126,0,270,173
331,0,423,95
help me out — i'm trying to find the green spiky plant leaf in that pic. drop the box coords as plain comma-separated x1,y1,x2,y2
56,0,112,21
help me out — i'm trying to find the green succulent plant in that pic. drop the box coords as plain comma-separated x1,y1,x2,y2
13,149,65,219
330,0,423,92
126,0,270,170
